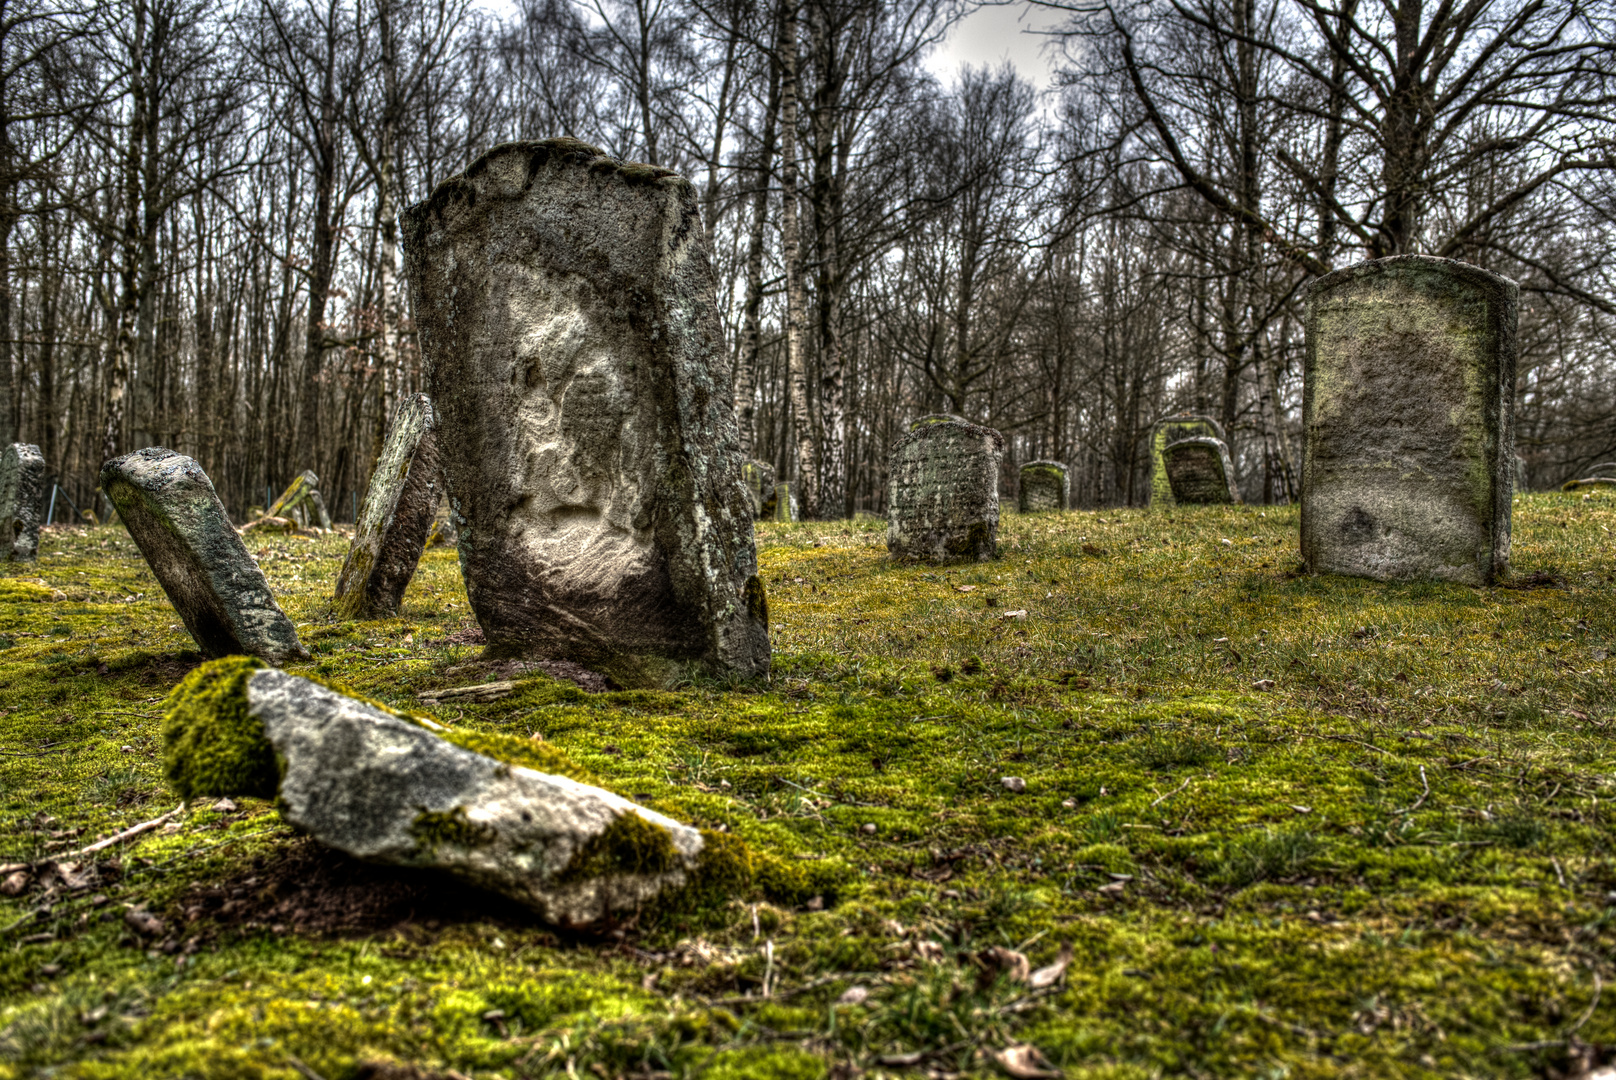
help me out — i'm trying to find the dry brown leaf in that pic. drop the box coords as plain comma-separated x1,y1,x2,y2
990,1044,1061,1078
975,945,1030,990
1027,942,1073,989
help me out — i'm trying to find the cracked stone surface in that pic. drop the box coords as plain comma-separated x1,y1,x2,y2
887,419,1003,562
1303,255,1517,584
335,393,443,618
402,138,769,687
0,443,45,561
247,669,703,927
100,448,308,663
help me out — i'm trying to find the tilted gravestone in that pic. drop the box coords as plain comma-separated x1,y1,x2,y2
1149,414,1225,508
1018,461,1069,512
1164,437,1239,505
741,459,776,519
401,138,770,687
0,443,46,561
763,480,797,523
887,419,1003,562
1303,255,1518,584
100,448,309,662
334,393,443,619
268,471,332,530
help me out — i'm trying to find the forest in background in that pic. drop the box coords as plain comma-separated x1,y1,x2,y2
1,0,1613,522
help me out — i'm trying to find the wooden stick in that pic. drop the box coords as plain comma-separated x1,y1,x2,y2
67,806,184,858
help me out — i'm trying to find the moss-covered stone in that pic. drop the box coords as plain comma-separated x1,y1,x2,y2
560,810,683,883
409,806,497,851
159,655,276,801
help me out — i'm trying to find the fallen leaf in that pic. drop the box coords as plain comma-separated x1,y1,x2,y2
837,985,870,1005
1001,776,1026,793
211,798,238,813
124,908,163,936
1028,942,1073,989
976,945,1030,989
1252,679,1275,691
956,585,977,592
990,1043,1061,1078
1003,609,1029,619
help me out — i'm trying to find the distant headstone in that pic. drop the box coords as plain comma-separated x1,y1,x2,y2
762,480,797,523
268,471,331,530
0,443,46,561
334,393,443,619
426,501,458,547
887,419,1003,562
1163,437,1238,505
100,448,309,662
1303,255,1517,584
1018,461,1069,512
401,138,769,687
741,459,776,519
1149,415,1225,507
911,414,967,431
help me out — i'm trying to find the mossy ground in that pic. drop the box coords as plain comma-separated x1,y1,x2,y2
2,496,1614,1078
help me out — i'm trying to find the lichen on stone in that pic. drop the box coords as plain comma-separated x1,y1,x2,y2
160,655,276,801
409,806,497,852
559,808,683,883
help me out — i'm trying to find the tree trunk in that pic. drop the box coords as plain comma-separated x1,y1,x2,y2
778,0,815,516
735,44,781,458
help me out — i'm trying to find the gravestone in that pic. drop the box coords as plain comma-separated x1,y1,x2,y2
0,443,46,561
268,471,331,530
1149,415,1225,507
100,448,308,662
887,418,1003,562
762,480,797,523
401,138,769,687
334,393,443,619
911,414,967,431
1018,461,1069,512
741,459,776,519
1163,437,1238,505
1303,255,1517,584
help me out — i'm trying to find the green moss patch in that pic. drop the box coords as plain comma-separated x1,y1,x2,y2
158,655,275,801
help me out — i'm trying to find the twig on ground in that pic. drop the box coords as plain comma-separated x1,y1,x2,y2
67,806,184,858
1150,778,1192,808
1393,766,1430,816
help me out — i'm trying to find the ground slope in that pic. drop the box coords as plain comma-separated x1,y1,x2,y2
1,494,1613,1079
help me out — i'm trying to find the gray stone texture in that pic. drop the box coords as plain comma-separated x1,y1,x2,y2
0,443,46,561
1149,415,1226,507
741,459,776,519
1018,461,1069,512
334,393,443,619
246,669,703,927
1303,255,1518,584
887,419,1003,562
401,139,769,687
1164,437,1239,505
100,448,308,662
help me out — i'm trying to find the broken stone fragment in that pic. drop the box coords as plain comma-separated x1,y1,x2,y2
1303,255,1517,584
100,448,308,663
1148,414,1224,508
0,443,45,561
887,419,1003,562
335,393,443,619
1163,436,1239,505
161,659,738,927
401,138,769,688
1017,461,1069,513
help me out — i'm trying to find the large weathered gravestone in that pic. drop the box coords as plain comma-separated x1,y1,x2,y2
163,660,721,928
1303,255,1518,584
401,138,769,687
1163,437,1239,505
1018,461,1069,512
334,393,443,619
1149,415,1225,507
887,419,1003,562
741,459,776,519
0,443,46,561
100,448,309,663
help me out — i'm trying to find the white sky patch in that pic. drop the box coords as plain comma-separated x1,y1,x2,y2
924,2,1070,91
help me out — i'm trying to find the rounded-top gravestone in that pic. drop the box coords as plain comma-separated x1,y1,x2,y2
1163,437,1238,505
401,138,769,688
1149,415,1226,507
1303,255,1517,584
1018,461,1069,512
887,419,1003,562
0,443,46,561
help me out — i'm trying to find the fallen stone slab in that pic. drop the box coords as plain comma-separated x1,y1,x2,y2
1148,414,1225,508
1018,461,1069,513
417,680,515,705
1561,477,1616,492
335,393,443,619
402,138,769,687
1164,436,1239,505
268,470,331,530
0,442,46,561
887,418,1003,562
100,448,308,663
1303,255,1517,584
163,659,741,927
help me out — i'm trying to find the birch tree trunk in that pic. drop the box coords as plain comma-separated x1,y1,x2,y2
778,0,816,516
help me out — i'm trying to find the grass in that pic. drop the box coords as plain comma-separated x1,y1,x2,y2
1,493,1614,1078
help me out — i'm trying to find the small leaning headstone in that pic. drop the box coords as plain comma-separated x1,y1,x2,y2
0,443,46,561
401,138,769,687
1149,414,1225,508
1163,437,1239,505
887,418,1003,562
334,393,443,619
763,480,797,523
268,471,331,530
1018,461,1069,512
100,448,309,663
741,459,776,519
1303,254,1517,584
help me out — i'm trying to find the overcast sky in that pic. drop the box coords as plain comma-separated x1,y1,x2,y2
924,2,1069,90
